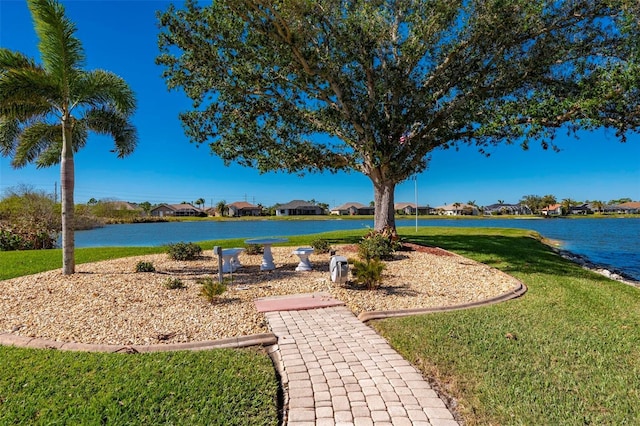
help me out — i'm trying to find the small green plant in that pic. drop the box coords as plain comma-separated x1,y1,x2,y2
164,277,185,290
351,257,386,290
357,228,400,260
310,238,332,254
244,243,263,255
197,277,227,303
135,261,155,272
167,242,203,261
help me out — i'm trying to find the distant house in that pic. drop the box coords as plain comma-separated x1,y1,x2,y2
434,203,479,216
541,204,562,216
484,203,532,215
569,203,591,215
586,203,616,214
276,200,324,216
330,202,374,216
614,201,640,214
394,202,417,215
394,202,433,215
227,201,262,217
150,203,202,217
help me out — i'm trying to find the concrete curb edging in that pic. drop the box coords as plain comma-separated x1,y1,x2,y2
357,281,528,322
0,332,277,353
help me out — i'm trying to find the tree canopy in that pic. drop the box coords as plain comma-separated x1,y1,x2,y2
157,0,640,230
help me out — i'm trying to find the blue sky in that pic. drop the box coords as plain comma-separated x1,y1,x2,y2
1,0,639,209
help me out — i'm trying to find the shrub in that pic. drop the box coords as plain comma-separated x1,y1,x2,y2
164,277,185,290
357,229,400,260
310,238,332,254
351,258,386,290
135,261,155,273
0,186,60,251
167,242,203,260
244,243,263,255
197,277,227,303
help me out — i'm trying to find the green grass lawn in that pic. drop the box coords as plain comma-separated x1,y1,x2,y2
376,227,640,425
1,227,639,424
0,346,279,425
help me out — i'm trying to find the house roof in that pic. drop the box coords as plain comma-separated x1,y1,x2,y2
153,203,201,212
332,202,368,210
278,199,320,209
616,201,640,209
542,204,562,211
394,202,416,209
228,201,260,209
434,203,476,210
484,203,518,209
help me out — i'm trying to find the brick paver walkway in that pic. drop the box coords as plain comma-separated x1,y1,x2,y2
265,306,459,425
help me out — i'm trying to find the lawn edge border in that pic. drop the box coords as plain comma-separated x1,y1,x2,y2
0,332,277,353
357,281,527,322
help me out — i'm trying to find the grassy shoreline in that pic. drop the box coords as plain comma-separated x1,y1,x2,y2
1,227,639,424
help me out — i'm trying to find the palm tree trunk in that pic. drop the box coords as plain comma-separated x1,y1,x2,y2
61,119,75,274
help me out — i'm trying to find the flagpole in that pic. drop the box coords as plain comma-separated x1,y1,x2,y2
414,175,418,232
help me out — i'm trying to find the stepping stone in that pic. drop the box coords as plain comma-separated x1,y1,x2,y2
254,292,344,312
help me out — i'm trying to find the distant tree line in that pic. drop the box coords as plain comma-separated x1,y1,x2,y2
1,188,637,252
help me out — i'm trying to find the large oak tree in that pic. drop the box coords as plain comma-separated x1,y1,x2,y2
157,0,639,230
0,0,137,274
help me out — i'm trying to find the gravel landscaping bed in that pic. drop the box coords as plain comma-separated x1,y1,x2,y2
1,245,521,346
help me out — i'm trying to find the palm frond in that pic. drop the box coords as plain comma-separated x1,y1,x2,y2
0,49,40,72
12,122,60,168
0,66,59,121
74,70,137,116
10,119,88,168
0,118,21,156
34,123,87,168
27,0,86,79
84,107,138,157
32,142,62,168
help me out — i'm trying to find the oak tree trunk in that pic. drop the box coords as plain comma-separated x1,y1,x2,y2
371,175,396,232
61,118,75,275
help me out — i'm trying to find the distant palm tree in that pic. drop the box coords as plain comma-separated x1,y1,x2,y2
561,198,576,215
216,200,227,217
195,197,205,210
1,0,137,274
453,202,462,215
592,200,605,214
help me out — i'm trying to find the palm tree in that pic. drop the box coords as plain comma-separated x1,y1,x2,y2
195,197,205,210
0,0,137,274
592,200,605,214
561,198,576,216
216,200,227,217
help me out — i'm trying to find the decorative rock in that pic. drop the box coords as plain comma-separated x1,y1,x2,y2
1,245,521,346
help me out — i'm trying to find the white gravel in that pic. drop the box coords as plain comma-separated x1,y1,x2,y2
1,245,521,346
